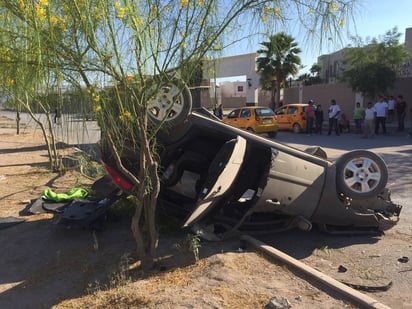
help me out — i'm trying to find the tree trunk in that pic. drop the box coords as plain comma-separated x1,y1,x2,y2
270,80,276,110
275,80,282,109
25,108,61,172
129,113,160,271
131,197,147,267
16,111,20,135
145,163,160,260
130,168,160,271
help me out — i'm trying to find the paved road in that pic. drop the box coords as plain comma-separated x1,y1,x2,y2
275,128,412,160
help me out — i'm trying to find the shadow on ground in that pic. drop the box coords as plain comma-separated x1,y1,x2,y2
0,207,387,309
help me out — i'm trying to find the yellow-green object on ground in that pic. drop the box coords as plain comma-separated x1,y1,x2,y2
42,188,89,202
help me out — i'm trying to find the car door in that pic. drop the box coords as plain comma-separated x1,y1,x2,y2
275,106,289,129
224,109,241,127
237,108,251,129
286,106,299,129
256,148,326,219
182,135,247,227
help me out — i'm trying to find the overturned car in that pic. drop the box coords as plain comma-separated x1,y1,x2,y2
100,80,401,239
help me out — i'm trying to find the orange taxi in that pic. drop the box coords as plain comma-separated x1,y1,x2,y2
223,106,278,137
274,103,309,133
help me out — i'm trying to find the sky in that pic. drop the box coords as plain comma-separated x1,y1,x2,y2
220,0,412,77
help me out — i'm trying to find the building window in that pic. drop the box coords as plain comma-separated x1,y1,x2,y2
237,86,243,92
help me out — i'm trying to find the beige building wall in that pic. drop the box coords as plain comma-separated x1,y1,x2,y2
283,83,356,119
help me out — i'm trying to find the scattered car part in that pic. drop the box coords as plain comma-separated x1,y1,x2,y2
339,280,393,292
398,256,409,263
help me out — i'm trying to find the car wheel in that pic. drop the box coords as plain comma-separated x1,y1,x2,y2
336,150,388,199
147,78,192,126
292,123,301,133
268,131,277,138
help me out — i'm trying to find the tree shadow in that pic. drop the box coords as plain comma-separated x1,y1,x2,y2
256,227,381,260
0,214,239,308
0,142,70,155
0,217,134,308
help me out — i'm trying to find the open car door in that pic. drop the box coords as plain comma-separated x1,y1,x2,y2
183,135,247,228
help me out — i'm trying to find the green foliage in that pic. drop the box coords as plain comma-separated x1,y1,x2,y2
174,233,202,263
310,63,322,76
299,64,323,85
341,27,410,99
256,32,302,108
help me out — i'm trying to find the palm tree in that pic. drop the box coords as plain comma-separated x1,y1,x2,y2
257,33,301,109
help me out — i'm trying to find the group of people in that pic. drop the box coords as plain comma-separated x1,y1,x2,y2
305,95,410,138
305,100,324,135
358,95,409,138
304,99,345,136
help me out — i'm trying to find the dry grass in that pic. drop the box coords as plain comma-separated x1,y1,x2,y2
54,254,276,309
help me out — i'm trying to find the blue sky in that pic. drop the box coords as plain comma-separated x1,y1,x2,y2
221,0,412,76
349,0,411,45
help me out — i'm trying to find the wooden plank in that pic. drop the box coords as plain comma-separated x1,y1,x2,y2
240,235,391,309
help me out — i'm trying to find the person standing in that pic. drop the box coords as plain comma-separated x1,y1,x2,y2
353,102,364,134
305,100,315,135
54,108,62,125
363,102,376,138
327,99,341,136
396,95,407,132
387,96,396,123
374,96,388,135
314,104,324,134
213,103,223,119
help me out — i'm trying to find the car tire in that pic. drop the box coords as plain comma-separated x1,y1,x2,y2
268,131,277,138
336,150,388,199
147,78,192,126
292,123,301,133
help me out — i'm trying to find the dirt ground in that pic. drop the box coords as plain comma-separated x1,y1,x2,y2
0,115,411,309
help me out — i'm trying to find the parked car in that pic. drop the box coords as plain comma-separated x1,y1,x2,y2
99,79,401,240
223,106,278,138
275,103,308,133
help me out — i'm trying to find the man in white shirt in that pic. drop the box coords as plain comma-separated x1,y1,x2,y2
374,96,388,135
387,95,395,123
363,102,376,138
327,99,341,135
